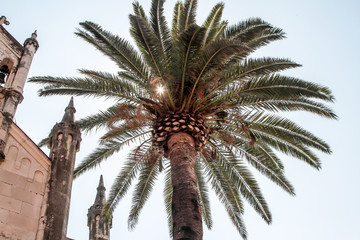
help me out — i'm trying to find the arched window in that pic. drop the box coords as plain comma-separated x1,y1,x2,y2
0,58,14,85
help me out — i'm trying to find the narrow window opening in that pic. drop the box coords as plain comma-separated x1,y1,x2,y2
0,65,9,84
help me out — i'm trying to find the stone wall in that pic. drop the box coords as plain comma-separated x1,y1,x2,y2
0,123,50,240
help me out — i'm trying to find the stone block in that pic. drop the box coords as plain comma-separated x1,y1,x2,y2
10,185,33,204
0,208,9,223
26,180,46,195
0,195,21,213
7,211,38,231
0,181,12,197
20,202,41,219
0,169,27,189
0,223,36,240
32,192,44,207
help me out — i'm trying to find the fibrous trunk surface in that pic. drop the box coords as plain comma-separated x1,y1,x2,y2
168,132,203,240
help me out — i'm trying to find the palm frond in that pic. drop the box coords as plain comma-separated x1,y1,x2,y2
200,151,247,239
76,21,149,82
29,75,142,103
38,136,49,148
171,2,183,38
230,136,295,194
73,139,125,178
213,20,228,40
163,160,173,238
128,151,161,229
246,112,332,153
178,0,198,32
103,157,142,216
252,130,322,169
203,74,334,112
74,127,151,178
227,57,301,79
100,126,151,144
150,0,172,66
201,3,224,46
133,1,149,21
227,97,337,119
196,159,213,229
224,18,286,50
206,139,273,223
75,104,119,134
197,57,301,107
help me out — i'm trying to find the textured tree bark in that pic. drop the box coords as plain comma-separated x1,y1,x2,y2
167,132,203,240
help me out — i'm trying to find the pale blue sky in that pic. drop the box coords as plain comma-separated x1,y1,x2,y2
3,0,360,239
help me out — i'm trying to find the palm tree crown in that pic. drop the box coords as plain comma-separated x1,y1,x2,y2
30,0,336,239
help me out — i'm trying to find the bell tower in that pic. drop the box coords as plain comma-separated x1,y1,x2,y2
0,16,39,160
43,97,82,240
88,175,112,240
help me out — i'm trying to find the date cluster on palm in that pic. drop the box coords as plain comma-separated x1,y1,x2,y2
152,111,210,153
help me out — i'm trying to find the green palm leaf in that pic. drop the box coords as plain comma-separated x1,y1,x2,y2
29,75,142,103
228,97,337,119
150,0,172,66
163,161,173,237
224,18,286,49
206,138,272,223
103,157,142,216
128,151,161,229
171,2,183,38
253,130,322,169
201,3,224,46
74,139,125,178
75,104,120,134
76,21,149,82
246,112,332,153
196,159,213,229
178,0,198,32
201,151,247,239
133,1,149,22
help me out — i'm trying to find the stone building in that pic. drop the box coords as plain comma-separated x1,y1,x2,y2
0,16,111,240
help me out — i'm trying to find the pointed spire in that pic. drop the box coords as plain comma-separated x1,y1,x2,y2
61,97,76,123
31,30,37,40
94,175,106,206
24,29,39,51
99,175,104,188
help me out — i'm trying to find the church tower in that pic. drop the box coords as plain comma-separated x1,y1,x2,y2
43,98,81,240
88,175,112,240
0,16,39,160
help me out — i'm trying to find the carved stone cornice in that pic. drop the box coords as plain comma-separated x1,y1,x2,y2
4,88,24,103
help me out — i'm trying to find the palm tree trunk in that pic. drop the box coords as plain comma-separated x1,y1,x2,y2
167,132,203,240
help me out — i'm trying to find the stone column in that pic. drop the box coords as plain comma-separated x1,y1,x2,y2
43,98,81,240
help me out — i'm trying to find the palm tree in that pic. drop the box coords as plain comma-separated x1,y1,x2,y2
30,0,336,239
